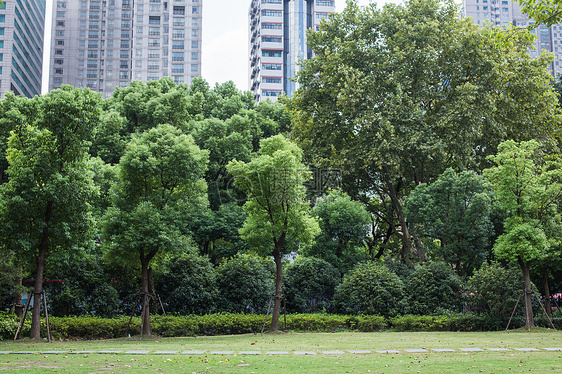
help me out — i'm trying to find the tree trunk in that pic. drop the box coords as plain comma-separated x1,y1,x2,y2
31,201,53,340
140,256,152,336
543,268,552,318
382,168,416,264
270,237,285,333
518,257,535,328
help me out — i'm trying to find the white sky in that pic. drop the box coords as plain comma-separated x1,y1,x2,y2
41,0,385,94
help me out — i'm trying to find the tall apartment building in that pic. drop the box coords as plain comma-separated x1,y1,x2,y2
248,0,335,102
462,0,562,78
0,0,46,98
50,0,202,98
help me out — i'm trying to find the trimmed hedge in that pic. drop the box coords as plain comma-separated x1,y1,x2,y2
2,313,560,340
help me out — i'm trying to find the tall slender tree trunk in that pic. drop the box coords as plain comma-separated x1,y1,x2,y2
270,236,285,333
518,257,535,328
543,268,552,318
140,256,152,336
31,201,53,340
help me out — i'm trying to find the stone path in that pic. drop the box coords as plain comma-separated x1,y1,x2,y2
0,347,560,355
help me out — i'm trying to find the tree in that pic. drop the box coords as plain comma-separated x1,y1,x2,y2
227,134,320,332
288,0,561,265
0,87,101,339
517,0,562,27
102,124,209,336
305,190,372,272
405,168,494,276
483,140,562,328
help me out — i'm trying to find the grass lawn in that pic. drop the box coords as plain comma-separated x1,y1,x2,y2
1,330,561,373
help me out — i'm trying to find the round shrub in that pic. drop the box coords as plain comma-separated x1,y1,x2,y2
334,262,406,316
216,253,274,314
466,261,538,317
155,252,219,315
406,261,463,315
284,257,341,313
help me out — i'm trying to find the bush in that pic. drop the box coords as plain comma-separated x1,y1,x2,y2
334,262,407,316
406,261,463,315
284,257,341,313
466,262,536,317
155,252,219,315
216,253,274,314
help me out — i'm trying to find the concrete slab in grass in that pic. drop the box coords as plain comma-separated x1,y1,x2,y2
487,348,511,351
154,351,178,354
432,349,456,352
376,350,400,354
0,352,11,354
459,348,484,352
266,351,290,355
513,348,540,352
70,351,95,354
348,350,372,354
14,352,39,354
405,349,429,353
97,351,123,354
182,351,205,355
294,351,317,355
322,351,345,355
239,351,261,355
211,351,233,355
543,348,562,351
42,351,68,355
125,350,150,355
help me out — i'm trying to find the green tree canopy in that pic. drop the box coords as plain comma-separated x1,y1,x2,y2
227,134,320,331
484,140,562,328
0,87,101,339
288,0,561,264
102,124,209,336
405,168,494,276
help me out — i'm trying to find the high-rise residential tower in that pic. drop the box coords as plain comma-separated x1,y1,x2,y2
50,0,202,98
0,0,46,98
462,0,562,78
248,0,335,102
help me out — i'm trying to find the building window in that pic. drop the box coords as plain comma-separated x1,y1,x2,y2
172,52,184,61
192,6,199,14
191,29,199,37
173,29,185,38
262,63,282,70
262,50,282,57
262,23,282,30
173,17,185,26
316,0,334,6
55,49,63,55
173,6,185,15
56,39,64,46
119,71,129,79
191,52,198,60
148,38,160,47
148,61,159,69
148,50,160,58
56,11,65,17
55,68,63,74
54,78,63,84
172,40,184,49
172,64,184,73
262,0,282,3
56,30,65,36
147,73,159,81
55,58,64,64
262,35,282,43
149,26,160,35
262,10,282,17
88,40,99,48
149,16,161,24
191,64,198,72
191,40,199,49
262,90,282,97
135,60,143,67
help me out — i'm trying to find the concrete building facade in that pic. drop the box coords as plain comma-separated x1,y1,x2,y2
462,0,562,78
0,0,46,98
248,0,335,102
50,0,202,98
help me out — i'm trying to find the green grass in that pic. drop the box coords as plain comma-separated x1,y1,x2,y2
1,330,561,373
